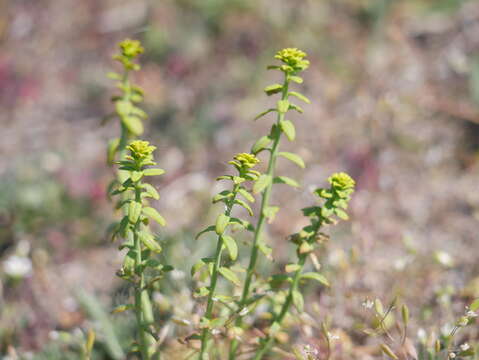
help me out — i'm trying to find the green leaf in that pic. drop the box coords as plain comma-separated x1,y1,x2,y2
254,108,277,121
290,76,303,84
139,231,162,253
128,201,142,223
264,84,283,96
279,120,296,141
131,171,143,182
289,103,304,114
258,241,273,260
301,272,330,286
285,264,301,273
194,287,210,298
191,259,207,276
253,174,272,194
234,199,253,216
238,188,255,203
229,217,254,232
277,100,290,114
141,183,160,200
215,214,230,235
212,190,233,204
115,100,132,116
222,235,238,261
274,176,299,188
144,168,165,176
219,267,241,286
107,138,120,165
251,135,272,154
334,208,349,220
195,225,216,240
277,152,305,168
142,207,166,226
107,72,122,80
289,91,310,104
122,116,144,136
263,206,279,222
292,290,304,312
122,250,136,275
130,106,148,119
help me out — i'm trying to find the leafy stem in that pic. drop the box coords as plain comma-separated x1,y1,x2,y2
253,172,355,359
237,72,288,311
199,183,240,359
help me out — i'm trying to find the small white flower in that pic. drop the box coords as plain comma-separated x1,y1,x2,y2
460,343,470,351
239,307,249,316
417,328,427,341
327,331,340,341
303,344,319,356
449,352,456,358
362,299,374,309
3,255,32,278
466,310,477,318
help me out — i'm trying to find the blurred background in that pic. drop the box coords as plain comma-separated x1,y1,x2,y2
1,0,479,358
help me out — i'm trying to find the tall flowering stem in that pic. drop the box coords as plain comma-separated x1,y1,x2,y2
195,154,260,359
253,172,355,360
229,48,310,359
111,141,169,359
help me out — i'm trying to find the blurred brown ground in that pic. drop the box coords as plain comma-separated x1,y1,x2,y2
0,0,479,358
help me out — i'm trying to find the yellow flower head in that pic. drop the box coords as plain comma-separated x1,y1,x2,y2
275,48,310,72
119,39,144,58
328,172,355,191
233,153,260,169
127,140,156,159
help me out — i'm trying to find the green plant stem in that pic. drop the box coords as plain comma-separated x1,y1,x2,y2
118,70,131,184
199,185,239,359
133,175,155,360
253,225,320,360
229,74,290,360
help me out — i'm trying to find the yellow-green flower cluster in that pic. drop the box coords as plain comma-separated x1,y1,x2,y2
127,140,156,161
114,39,144,70
228,153,261,181
275,48,310,73
120,39,144,58
328,172,355,191
233,153,260,169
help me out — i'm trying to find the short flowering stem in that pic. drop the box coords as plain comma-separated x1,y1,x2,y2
199,184,240,359
253,225,320,360
229,74,290,360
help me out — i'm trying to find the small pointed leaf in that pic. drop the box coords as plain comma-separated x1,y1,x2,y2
219,267,241,286
253,174,272,194
128,201,142,223
278,152,305,168
222,235,238,261
301,272,330,286
144,168,165,176
142,207,166,226
279,120,296,141
274,176,299,188
215,214,230,235
289,91,311,104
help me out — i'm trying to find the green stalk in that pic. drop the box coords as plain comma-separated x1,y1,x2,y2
132,166,155,360
199,185,239,359
229,74,290,359
118,70,131,184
